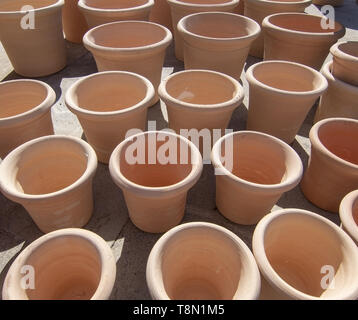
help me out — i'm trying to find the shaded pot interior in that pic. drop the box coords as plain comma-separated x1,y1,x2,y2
0,0,58,11
82,0,149,9
176,0,233,4
336,41,358,59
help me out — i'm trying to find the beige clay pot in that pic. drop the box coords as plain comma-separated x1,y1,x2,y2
315,61,358,122
66,71,155,164
263,13,345,70
244,0,311,58
78,0,154,29
211,131,303,225
167,0,239,61
83,21,172,104
0,135,98,233
339,190,358,245
177,12,260,80
0,80,55,159
149,0,172,31
300,118,358,213
0,0,67,77
253,209,358,300
313,0,344,5
146,222,261,300
62,0,88,43
2,228,116,300
109,131,203,233
246,60,328,144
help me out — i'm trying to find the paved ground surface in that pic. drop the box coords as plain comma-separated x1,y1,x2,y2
0,2,357,300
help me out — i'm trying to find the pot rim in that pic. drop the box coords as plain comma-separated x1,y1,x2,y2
252,208,358,300
0,79,56,128
211,130,303,192
78,0,154,14
167,0,239,9
330,41,358,63
0,0,64,15
146,221,261,300
2,228,116,300
310,117,358,170
245,0,311,6
109,130,203,197
339,190,358,244
246,60,328,97
0,135,98,202
65,71,155,118
158,69,244,111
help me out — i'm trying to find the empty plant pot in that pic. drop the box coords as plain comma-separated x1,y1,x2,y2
146,222,261,300
314,61,358,122
78,0,154,29
65,71,155,164
330,41,358,87
167,0,239,61
0,79,55,159
83,21,172,104
109,131,203,233
339,190,358,245
0,0,67,77
0,135,98,233
177,12,261,80
253,208,358,300
211,131,303,225
263,13,345,70
246,60,328,144
62,0,88,43
300,118,358,213
149,0,172,30
2,228,116,300
244,0,311,58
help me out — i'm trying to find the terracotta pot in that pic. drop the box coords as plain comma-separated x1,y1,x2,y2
78,0,154,29
339,190,358,245
167,0,239,61
2,228,116,300
146,222,261,300
177,12,260,80
83,21,172,104
62,0,88,43
312,0,344,5
314,61,358,122
244,0,311,58
0,0,67,77
65,71,155,164
0,135,98,233
234,0,244,14
330,41,358,87
149,0,172,31
109,131,203,233
246,60,328,144
0,80,55,159
253,208,358,300
263,13,345,70
300,118,358,213
211,131,303,225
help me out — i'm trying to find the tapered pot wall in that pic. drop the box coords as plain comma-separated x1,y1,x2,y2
62,0,88,43
149,0,172,30
339,190,358,245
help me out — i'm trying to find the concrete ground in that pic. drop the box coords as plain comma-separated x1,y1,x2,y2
0,2,357,300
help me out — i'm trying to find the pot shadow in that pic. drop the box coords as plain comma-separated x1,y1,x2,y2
163,42,184,74
228,102,249,132
244,54,262,72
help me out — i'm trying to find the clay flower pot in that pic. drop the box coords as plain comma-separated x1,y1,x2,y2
167,0,239,61
0,135,98,233
263,13,345,70
253,209,358,300
330,41,358,87
244,0,311,58
211,131,303,225
339,190,358,245
246,60,328,144
62,0,88,43
78,0,154,29
83,21,172,104
109,131,203,233
177,12,260,80
0,80,55,159
314,61,358,122
2,228,116,300
0,0,67,77
313,0,343,5
149,0,172,31
66,71,155,164
146,222,261,300
300,118,358,213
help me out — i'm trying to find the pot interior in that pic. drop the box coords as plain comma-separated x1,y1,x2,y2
0,0,57,11
165,71,237,105
83,0,149,9
25,235,101,300
119,132,194,187
161,226,243,299
0,81,48,119
177,0,232,4
337,41,358,59
353,198,358,226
